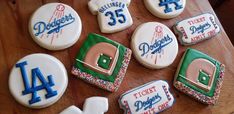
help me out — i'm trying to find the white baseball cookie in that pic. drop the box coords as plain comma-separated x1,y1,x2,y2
9,54,68,108
144,0,186,19
29,3,82,50
131,22,178,69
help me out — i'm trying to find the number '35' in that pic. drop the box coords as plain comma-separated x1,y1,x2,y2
105,9,126,26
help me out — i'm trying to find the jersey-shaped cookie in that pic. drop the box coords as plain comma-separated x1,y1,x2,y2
71,33,132,92
9,54,68,108
88,0,133,33
131,22,178,69
174,48,225,105
119,80,174,114
144,0,186,19
60,97,108,114
174,13,220,45
29,3,82,50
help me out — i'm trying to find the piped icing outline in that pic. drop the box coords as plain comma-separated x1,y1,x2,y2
119,80,175,114
71,33,132,92
173,48,225,105
173,13,221,45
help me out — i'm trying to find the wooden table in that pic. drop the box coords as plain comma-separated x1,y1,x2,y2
1,0,234,114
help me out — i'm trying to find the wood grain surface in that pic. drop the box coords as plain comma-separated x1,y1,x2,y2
0,0,234,114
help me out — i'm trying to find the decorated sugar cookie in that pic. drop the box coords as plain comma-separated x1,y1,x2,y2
29,3,82,50
9,54,68,108
88,0,133,33
60,97,108,114
174,13,220,45
144,0,186,19
119,80,174,114
173,48,225,105
71,33,132,92
131,22,178,69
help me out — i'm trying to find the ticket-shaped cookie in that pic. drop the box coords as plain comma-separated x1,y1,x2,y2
174,13,220,45
119,80,174,114
174,48,225,105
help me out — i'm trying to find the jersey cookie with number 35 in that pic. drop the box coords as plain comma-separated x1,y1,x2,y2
88,0,133,33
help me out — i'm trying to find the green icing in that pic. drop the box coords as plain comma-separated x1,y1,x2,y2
74,33,126,82
198,70,210,86
176,48,220,97
98,54,111,70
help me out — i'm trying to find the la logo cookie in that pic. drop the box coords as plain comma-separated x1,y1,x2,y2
119,80,174,114
29,3,82,50
174,13,220,45
144,0,186,19
88,0,133,33
174,48,225,105
131,22,178,69
9,54,68,108
60,97,108,114
71,33,132,92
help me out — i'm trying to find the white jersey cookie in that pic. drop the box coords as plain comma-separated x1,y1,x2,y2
9,54,68,108
144,0,186,19
131,22,178,69
119,80,174,114
60,97,108,114
174,13,221,45
88,0,133,33
29,3,82,50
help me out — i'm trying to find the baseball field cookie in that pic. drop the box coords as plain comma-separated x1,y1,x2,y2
29,3,82,50
144,0,186,19
131,22,178,69
71,33,132,92
174,13,220,45
174,48,225,105
60,97,108,114
119,80,174,114
9,54,68,108
88,0,133,33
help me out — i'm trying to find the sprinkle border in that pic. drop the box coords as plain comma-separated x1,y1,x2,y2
174,64,225,105
71,49,132,92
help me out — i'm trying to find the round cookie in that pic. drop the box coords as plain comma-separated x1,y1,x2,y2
144,0,186,19
9,54,68,108
29,3,82,50
131,22,178,69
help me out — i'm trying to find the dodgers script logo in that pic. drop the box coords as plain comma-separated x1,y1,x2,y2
134,93,162,112
159,0,183,13
138,26,173,64
33,4,75,44
190,22,211,34
16,61,57,105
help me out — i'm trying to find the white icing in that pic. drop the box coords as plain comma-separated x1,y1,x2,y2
119,80,174,114
9,54,68,108
131,22,178,69
88,0,133,33
29,3,82,50
60,97,108,114
174,13,220,45
144,0,186,19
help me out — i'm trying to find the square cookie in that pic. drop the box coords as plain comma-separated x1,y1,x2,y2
71,33,132,92
173,48,225,105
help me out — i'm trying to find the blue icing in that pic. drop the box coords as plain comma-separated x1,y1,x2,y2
190,22,211,34
105,9,126,26
159,0,183,13
134,93,162,112
16,61,57,105
33,13,75,37
139,35,173,57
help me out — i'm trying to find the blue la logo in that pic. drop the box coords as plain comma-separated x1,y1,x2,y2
16,61,57,105
159,0,183,13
